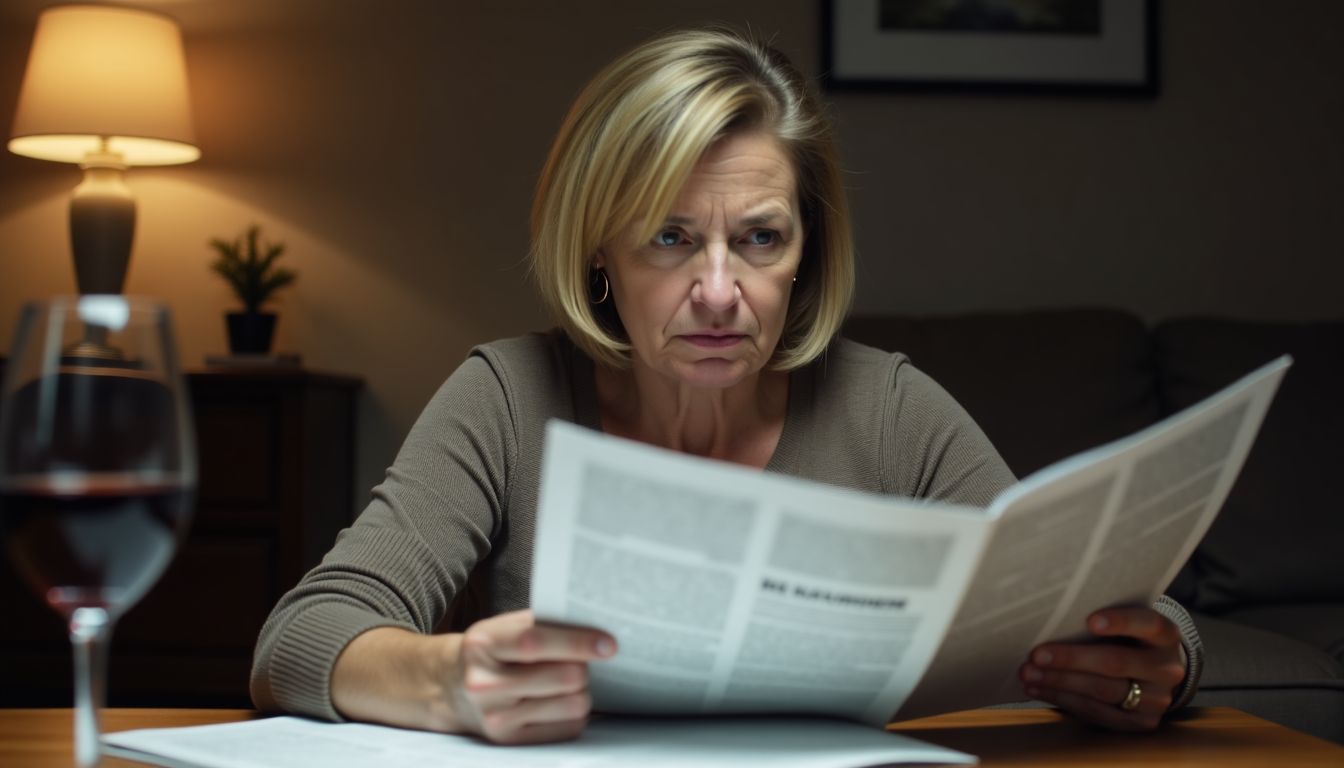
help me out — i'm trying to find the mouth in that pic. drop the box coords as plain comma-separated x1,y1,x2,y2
679,333,748,349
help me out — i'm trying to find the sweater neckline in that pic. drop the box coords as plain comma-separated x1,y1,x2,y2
566,335,806,474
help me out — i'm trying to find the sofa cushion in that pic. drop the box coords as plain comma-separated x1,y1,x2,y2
1190,611,1344,743
845,308,1159,478
1194,612,1344,687
1154,319,1344,610
1220,603,1344,665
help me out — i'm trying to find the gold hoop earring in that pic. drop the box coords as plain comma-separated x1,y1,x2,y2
589,268,610,304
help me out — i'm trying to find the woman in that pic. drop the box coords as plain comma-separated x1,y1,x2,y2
251,27,1199,745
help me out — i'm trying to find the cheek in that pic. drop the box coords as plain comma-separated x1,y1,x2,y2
612,274,683,337
757,280,796,330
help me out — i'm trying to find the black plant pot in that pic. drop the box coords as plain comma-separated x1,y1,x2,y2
225,311,277,355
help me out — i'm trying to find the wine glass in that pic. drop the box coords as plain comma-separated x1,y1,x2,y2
0,296,196,768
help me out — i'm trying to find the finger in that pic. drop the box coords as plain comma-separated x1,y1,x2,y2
1027,686,1162,732
496,717,590,746
1029,644,1185,690
479,692,592,744
1087,608,1181,648
465,610,617,664
464,660,588,704
1021,664,1171,715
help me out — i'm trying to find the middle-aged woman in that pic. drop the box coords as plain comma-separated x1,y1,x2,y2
251,27,1200,745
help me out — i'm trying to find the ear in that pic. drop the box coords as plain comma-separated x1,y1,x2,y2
593,249,606,269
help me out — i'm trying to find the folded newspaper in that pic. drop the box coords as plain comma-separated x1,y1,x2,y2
531,356,1291,727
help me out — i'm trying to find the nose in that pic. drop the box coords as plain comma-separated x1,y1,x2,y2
690,241,740,312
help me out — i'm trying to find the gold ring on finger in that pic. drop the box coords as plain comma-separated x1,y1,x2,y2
1119,680,1142,712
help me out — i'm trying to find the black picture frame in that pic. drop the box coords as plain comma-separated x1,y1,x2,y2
822,0,1159,96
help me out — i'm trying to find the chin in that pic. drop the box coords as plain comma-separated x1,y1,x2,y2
669,357,755,389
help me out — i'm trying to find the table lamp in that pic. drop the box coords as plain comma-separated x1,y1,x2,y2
8,4,199,301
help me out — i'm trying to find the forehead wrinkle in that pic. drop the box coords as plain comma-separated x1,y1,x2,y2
662,201,795,230
692,165,790,185
697,144,794,173
666,182,796,225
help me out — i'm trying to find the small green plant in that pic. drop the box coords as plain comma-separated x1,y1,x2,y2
208,224,297,313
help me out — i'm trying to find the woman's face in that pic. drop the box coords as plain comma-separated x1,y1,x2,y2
597,130,804,390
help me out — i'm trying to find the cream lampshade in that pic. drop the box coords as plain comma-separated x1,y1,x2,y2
8,4,199,302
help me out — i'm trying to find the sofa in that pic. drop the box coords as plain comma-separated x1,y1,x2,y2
843,308,1344,744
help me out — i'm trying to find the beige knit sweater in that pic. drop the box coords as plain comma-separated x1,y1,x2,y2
250,331,1202,720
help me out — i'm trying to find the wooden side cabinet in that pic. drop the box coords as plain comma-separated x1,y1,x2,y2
0,367,363,707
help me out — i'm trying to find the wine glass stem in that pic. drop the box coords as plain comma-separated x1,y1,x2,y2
69,607,113,768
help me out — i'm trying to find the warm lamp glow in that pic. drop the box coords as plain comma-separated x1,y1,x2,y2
7,4,200,301
8,5,199,166
9,135,199,166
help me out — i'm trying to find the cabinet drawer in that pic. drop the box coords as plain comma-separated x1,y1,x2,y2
195,400,278,512
117,535,274,653
2,556,66,650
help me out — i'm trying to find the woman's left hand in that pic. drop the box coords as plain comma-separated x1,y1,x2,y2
1020,607,1187,731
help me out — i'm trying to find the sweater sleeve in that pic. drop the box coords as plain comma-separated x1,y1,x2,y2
1153,594,1204,711
883,361,1018,505
249,352,515,721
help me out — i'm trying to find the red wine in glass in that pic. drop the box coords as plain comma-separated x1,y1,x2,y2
2,473,193,615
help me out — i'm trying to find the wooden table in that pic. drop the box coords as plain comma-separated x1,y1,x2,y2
1,706,1341,767
891,706,1344,766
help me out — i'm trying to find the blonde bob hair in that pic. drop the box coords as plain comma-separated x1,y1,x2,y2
529,27,854,371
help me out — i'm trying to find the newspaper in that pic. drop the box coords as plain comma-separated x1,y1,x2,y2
531,356,1291,726
102,714,976,768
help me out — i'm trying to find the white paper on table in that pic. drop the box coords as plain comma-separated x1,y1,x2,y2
102,714,977,768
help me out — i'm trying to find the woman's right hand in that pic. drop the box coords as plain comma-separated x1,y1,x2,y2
450,609,617,744
331,609,616,745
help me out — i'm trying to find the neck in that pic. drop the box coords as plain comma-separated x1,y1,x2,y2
596,361,788,465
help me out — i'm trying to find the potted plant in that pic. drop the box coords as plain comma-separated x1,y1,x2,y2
209,224,297,355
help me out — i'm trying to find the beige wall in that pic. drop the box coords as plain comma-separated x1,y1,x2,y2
1,1,1341,514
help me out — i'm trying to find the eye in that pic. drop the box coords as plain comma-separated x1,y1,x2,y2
743,229,778,247
652,229,687,247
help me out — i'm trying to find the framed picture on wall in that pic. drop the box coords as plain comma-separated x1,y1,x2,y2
822,0,1158,95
